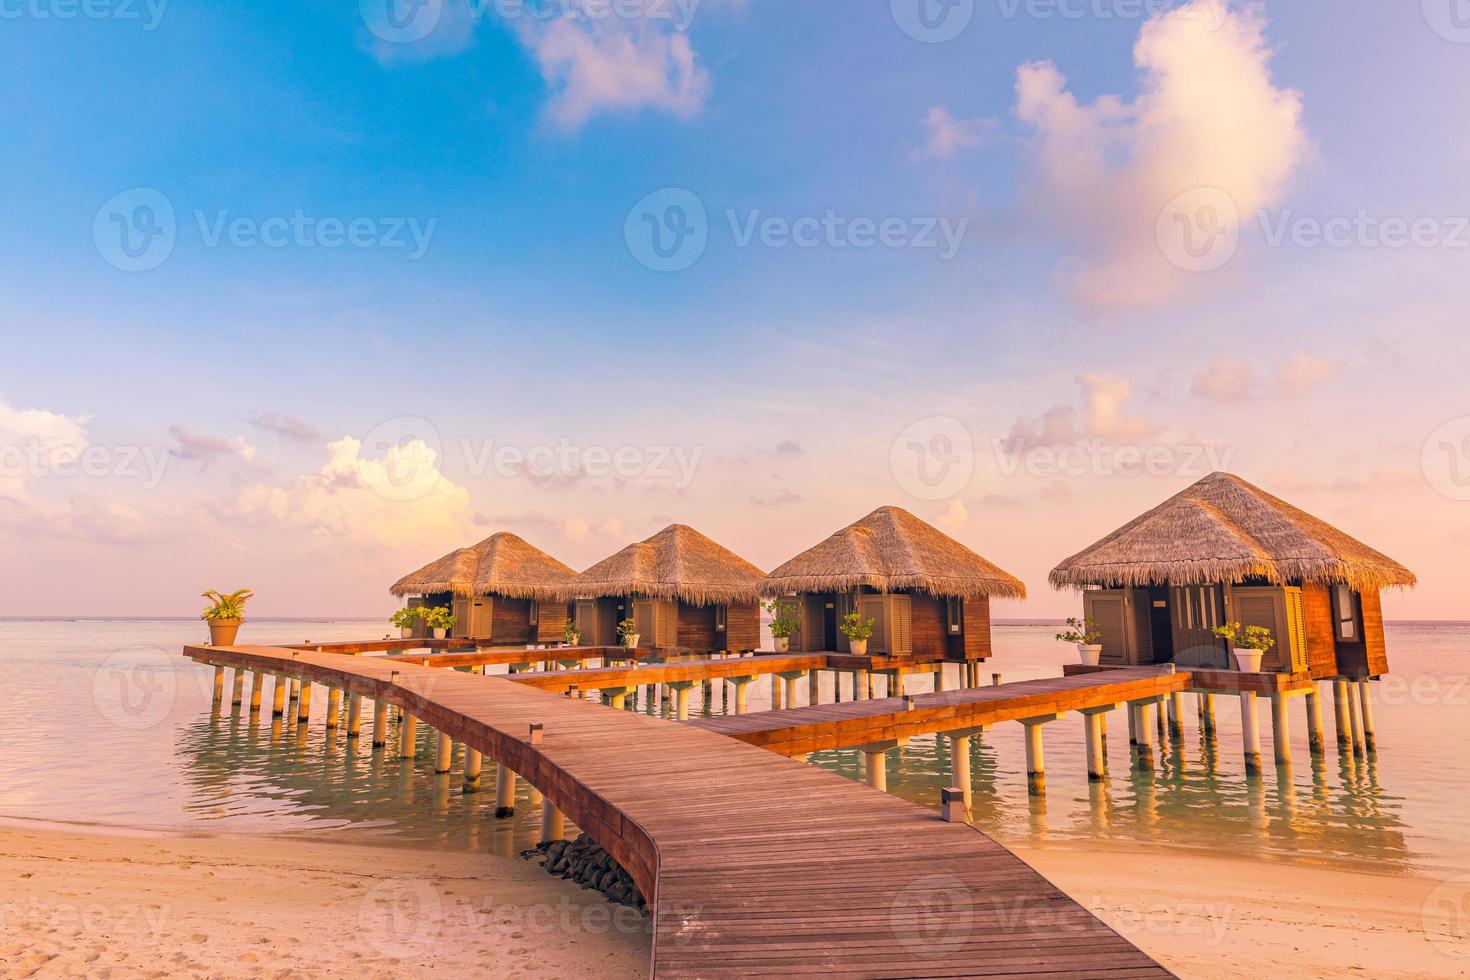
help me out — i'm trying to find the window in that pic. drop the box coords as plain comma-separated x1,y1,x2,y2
528,601,539,626
945,596,963,634
1334,585,1359,641
714,605,727,632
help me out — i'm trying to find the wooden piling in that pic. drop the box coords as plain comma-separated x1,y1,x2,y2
494,765,516,818
1304,686,1324,754
463,747,482,793
1240,692,1262,772
372,700,389,748
1357,680,1376,753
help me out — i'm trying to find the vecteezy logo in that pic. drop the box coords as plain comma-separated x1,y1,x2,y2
1422,416,1470,501
889,416,974,501
1423,0,1470,43
1422,874,1470,957
889,874,973,955
358,878,444,957
356,415,445,502
624,188,708,272
93,647,177,731
93,188,177,272
891,0,974,43
1156,187,1240,273
361,0,443,44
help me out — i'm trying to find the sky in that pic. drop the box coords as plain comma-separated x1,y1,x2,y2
2,0,1468,620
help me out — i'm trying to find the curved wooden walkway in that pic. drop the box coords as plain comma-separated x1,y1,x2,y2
185,644,1172,979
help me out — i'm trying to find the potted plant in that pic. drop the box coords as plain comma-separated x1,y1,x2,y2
839,610,875,657
201,589,254,646
390,607,424,639
424,606,455,640
1056,616,1104,666
563,618,582,647
1213,622,1274,673
617,617,640,651
765,599,799,653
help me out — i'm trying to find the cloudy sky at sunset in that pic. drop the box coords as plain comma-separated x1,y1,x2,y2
3,0,1467,619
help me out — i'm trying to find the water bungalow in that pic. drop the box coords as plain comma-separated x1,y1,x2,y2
760,505,1026,661
1049,472,1416,679
556,524,764,653
389,532,576,644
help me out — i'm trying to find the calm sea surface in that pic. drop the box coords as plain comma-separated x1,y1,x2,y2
2,619,1466,878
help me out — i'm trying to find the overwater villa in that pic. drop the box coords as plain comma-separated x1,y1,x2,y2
760,505,1026,660
557,524,764,653
1049,472,1417,678
389,532,576,643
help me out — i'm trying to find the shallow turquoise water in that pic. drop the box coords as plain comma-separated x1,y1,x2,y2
1,619,1465,879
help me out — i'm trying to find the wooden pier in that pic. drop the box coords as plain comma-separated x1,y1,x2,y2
186,642,1172,978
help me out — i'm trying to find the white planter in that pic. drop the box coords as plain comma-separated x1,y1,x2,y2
400,627,413,639
1077,643,1102,666
848,638,868,656
624,633,641,651
1233,648,1264,672
432,627,447,640
773,637,790,653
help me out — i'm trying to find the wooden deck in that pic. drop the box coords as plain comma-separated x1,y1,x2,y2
185,643,1172,978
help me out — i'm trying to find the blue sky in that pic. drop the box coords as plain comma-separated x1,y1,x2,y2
3,1,1468,618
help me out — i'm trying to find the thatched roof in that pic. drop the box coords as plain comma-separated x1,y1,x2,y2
760,506,1027,600
390,532,577,600
1049,472,1417,592
556,524,765,606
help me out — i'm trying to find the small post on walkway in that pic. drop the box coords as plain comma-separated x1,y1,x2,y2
463,747,482,793
434,730,453,774
1270,694,1292,768
372,700,389,748
1304,685,1325,754
494,765,517,818
1240,691,1262,772
941,787,966,823
992,673,1002,687
1358,680,1376,754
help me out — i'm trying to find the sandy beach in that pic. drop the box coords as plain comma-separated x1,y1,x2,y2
3,819,1465,978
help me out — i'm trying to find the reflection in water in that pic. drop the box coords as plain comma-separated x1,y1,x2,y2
1,619,1462,877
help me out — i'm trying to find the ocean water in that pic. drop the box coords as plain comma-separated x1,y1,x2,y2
1,619,1466,881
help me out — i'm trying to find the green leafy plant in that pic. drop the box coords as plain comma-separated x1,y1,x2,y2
201,589,254,622
617,617,639,647
390,607,426,629
1213,622,1274,651
1055,616,1102,645
423,606,456,631
563,619,582,645
838,610,875,642
764,599,800,640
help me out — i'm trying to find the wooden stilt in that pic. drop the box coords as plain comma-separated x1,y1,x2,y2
325,687,342,728
1270,694,1292,768
1304,686,1324,754
230,669,245,707
372,700,389,747
347,693,363,738
249,671,265,714
296,682,312,723
1357,680,1376,754
463,747,482,793
1240,692,1262,772
272,674,288,717
1332,679,1352,749
494,765,516,818
211,665,225,706
399,713,417,758
434,730,452,773
540,802,564,843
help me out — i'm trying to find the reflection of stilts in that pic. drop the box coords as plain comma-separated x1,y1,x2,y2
1087,779,1110,833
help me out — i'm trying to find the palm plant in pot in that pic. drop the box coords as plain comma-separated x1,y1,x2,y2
1213,622,1274,673
390,607,424,639
839,610,875,656
617,617,640,651
563,618,582,648
1056,616,1103,666
765,599,799,653
202,589,254,646
423,606,455,640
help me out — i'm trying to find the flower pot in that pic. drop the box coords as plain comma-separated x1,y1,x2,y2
207,619,241,646
432,627,447,640
623,633,641,651
773,637,790,654
1233,648,1264,672
848,638,868,656
400,627,413,639
1077,643,1102,666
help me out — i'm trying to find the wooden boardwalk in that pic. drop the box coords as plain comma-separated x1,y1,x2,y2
186,643,1172,978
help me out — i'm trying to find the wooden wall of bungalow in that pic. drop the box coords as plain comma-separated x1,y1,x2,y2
1081,579,1388,680
779,586,992,661
408,592,570,645
572,596,760,653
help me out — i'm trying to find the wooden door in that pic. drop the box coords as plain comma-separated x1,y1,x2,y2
1171,585,1229,668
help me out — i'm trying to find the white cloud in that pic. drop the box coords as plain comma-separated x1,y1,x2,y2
1191,354,1257,404
1013,0,1306,309
1274,351,1340,398
1080,374,1159,440
935,499,968,531
1001,405,1078,453
564,517,591,543
222,436,473,546
913,107,992,161
0,396,90,503
169,425,257,467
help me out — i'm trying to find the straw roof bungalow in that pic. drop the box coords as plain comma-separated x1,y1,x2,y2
390,532,576,644
558,524,765,653
1050,472,1415,678
762,506,1025,661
